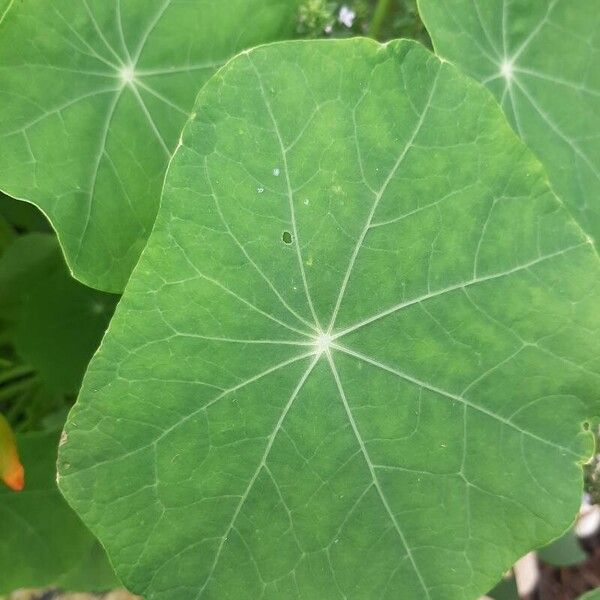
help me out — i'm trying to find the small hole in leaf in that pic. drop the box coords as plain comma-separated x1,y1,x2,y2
583,421,590,431
282,231,292,245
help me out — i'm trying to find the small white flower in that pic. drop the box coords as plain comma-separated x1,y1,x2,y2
338,5,356,28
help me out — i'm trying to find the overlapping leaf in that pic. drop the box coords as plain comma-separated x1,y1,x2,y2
59,39,600,599
418,0,600,249
0,0,300,292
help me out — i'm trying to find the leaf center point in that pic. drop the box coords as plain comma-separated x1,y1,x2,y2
119,65,136,86
314,332,333,355
500,59,514,81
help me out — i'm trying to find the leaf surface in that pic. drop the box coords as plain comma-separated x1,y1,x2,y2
59,39,600,600
0,0,300,292
0,0,10,20
417,0,600,248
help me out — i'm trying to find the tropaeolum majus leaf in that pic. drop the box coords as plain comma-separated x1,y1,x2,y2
58,39,600,599
417,0,600,249
0,0,300,292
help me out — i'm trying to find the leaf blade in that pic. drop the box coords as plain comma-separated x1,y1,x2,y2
0,0,301,292
59,39,600,600
418,0,600,250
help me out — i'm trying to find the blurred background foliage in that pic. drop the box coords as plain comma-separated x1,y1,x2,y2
0,194,120,595
297,0,430,45
0,194,118,434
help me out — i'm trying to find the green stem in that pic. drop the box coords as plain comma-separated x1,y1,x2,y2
369,0,392,40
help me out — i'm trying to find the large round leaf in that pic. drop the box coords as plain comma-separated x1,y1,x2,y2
0,0,300,292
58,39,600,599
417,0,600,249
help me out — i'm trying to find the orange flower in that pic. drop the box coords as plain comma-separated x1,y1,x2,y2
0,413,25,492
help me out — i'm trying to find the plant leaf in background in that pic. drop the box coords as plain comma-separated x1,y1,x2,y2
0,191,51,235
0,0,301,293
59,39,600,599
417,0,600,249
487,576,519,600
0,429,117,593
537,525,587,567
0,197,119,593
0,196,119,431
580,589,600,600
0,233,119,399
0,214,13,256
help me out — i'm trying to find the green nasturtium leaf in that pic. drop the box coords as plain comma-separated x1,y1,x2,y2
0,0,300,293
0,429,117,593
417,0,600,249
59,39,600,599
580,590,600,600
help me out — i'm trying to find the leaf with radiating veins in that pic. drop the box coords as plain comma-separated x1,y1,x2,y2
59,39,600,600
418,0,600,250
0,0,301,292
